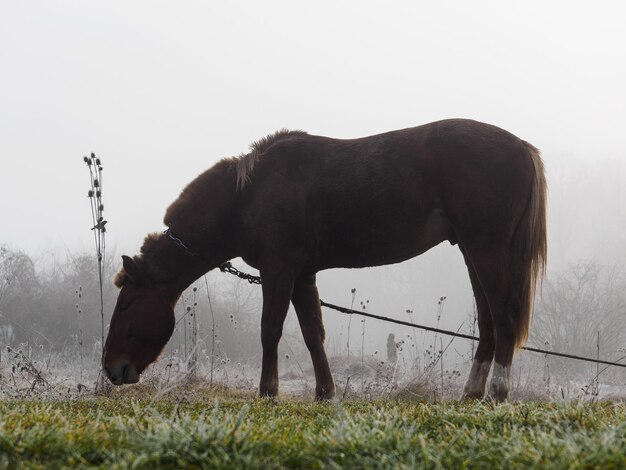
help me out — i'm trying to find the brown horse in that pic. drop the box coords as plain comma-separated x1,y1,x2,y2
103,118,546,402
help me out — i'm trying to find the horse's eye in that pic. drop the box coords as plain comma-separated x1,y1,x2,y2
119,301,131,311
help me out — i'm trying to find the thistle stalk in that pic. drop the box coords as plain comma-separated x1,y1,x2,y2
84,153,106,382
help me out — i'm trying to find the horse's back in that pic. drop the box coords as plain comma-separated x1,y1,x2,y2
255,119,531,188
240,119,536,271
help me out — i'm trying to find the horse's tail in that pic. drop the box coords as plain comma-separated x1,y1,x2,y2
512,142,547,348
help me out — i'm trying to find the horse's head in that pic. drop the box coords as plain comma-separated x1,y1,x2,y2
103,255,175,385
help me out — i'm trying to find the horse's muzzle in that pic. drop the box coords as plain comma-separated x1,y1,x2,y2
104,361,139,385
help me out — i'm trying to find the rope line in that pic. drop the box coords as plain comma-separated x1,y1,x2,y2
217,264,626,369
320,300,626,369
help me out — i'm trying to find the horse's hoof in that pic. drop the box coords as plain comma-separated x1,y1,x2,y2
259,386,279,398
315,386,336,401
461,390,486,400
487,385,509,403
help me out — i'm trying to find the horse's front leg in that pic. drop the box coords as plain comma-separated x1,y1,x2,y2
259,267,295,398
292,274,335,400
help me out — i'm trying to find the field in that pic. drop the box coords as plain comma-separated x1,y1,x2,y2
1,385,625,469
2,244,626,468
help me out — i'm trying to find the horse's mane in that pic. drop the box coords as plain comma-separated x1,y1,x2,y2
113,232,164,287
231,129,307,190
164,128,306,225
114,129,309,288
113,269,126,287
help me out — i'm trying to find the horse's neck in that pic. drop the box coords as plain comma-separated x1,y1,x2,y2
165,161,239,256
144,234,215,303
159,161,241,300
171,256,210,300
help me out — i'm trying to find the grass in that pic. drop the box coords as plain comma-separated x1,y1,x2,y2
1,388,625,469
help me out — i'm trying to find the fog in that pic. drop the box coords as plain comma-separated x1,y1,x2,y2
1,1,625,395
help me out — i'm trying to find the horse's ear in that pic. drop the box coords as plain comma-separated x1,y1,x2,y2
121,255,142,284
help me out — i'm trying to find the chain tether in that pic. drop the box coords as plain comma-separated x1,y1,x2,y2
218,262,262,285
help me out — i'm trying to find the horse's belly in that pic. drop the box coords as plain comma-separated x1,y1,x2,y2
319,207,452,270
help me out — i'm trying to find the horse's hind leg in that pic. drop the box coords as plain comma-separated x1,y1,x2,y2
259,266,295,397
292,275,335,400
461,250,495,399
462,245,514,402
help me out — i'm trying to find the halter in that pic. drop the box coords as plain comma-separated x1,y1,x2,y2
164,227,200,257
164,227,260,284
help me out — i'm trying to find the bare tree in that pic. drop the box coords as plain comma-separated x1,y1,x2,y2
0,246,42,345
531,261,626,378
0,246,120,351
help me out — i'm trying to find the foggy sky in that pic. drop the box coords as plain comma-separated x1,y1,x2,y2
1,1,625,339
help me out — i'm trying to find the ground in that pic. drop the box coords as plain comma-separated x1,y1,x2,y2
0,384,625,469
